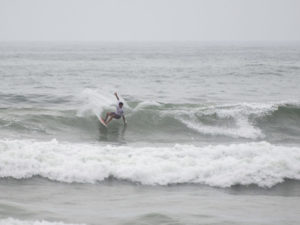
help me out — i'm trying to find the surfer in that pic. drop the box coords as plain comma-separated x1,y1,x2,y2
103,92,126,125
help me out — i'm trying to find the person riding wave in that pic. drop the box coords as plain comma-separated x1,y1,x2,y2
103,92,126,125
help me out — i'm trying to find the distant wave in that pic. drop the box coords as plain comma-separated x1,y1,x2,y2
0,139,299,188
0,218,84,225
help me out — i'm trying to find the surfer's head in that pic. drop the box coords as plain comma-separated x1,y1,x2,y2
119,102,123,108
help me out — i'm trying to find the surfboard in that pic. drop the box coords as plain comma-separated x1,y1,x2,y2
99,117,107,127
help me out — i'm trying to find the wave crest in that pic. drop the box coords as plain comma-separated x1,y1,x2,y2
1,98,300,141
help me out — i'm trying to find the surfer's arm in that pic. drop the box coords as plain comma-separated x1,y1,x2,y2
114,92,120,101
122,115,127,124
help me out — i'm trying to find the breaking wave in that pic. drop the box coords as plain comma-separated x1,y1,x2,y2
1,91,300,141
0,139,299,188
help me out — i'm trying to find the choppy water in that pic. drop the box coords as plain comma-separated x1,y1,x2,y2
0,42,300,225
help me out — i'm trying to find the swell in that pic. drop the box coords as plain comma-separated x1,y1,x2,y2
0,101,300,142
0,139,300,188
0,218,84,225
0,108,95,134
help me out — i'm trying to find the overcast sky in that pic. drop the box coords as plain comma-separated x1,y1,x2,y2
0,0,300,42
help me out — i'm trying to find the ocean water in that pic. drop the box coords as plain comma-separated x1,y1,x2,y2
0,42,300,225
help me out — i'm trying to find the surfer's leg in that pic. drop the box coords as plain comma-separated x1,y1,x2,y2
104,112,112,122
106,116,113,125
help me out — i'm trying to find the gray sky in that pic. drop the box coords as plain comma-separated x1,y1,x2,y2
0,0,300,42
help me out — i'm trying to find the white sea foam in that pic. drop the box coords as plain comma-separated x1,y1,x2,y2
0,218,84,225
132,100,161,112
168,101,300,139
76,89,127,117
0,139,299,188
180,117,263,139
